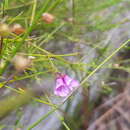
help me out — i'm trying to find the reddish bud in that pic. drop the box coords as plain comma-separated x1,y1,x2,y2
11,24,25,35
67,17,74,23
42,13,55,24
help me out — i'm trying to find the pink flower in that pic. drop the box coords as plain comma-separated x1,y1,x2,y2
54,73,79,97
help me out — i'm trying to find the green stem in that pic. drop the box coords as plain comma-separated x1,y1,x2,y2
27,106,59,130
27,39,130,129
0,0,52,75
80,39,130,86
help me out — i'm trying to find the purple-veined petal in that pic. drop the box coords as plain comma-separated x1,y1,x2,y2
55,78,64,89
54,85,70,97
54,73,80,97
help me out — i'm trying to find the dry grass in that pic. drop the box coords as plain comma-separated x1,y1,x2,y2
88,83,130,130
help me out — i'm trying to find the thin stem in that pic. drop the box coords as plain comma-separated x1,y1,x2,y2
0,0,52,75
72,0,75,20
27,106,59,130
0,37,3,55
27,39,130,129
0,0,5,55
30,0,37,25
80,39,130,86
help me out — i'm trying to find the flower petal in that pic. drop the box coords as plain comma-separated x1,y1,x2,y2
54,73,80,97
64,75,73,86
69,79,79,90
55,78,64,89
54,85,70,97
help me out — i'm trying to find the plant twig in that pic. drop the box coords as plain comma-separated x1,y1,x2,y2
0,0,5,55
27,39,130,130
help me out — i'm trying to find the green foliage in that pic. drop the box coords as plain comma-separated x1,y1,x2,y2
0,0,128,75
0,0,130,129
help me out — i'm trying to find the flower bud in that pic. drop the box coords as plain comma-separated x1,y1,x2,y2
42,13,55,24
13,55,32,72
11,24,25,35
0,23,10,36
66,17,74,23
113,64,119,68
54,73,79,97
